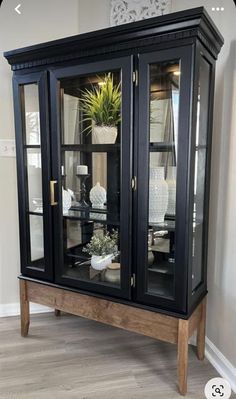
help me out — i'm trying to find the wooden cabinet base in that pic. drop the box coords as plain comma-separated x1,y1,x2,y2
20,279,206,396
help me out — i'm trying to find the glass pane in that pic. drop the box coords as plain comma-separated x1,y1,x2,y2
22,81,45,270
60,70,121,287
27,149,43,212
147,60,180,299
29,215,44,262
192,57,211,291
24,84,41,145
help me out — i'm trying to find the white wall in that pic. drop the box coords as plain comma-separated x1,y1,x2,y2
0,0,80,305
78,0,110,33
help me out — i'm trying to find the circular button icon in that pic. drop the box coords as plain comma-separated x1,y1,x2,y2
205,377,231,399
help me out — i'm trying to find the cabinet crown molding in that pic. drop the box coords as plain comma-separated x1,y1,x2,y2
4,7,223,71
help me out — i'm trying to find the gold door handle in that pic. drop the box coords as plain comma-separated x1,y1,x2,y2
50,180,58,206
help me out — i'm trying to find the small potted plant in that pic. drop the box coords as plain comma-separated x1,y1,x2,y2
80,73,121,144
83,230,119,270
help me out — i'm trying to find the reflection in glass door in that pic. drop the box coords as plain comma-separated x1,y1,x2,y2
191,56,211,292
148,60,180,299
23,83,45,267
13,71,52,279
136,47,192,311
51,58,132,297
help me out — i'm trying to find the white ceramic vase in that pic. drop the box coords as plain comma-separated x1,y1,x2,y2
149,167,168,224
93,125,117,144
89,182,107,220
166,166,176,216
89,182,106,208
91,254,114,271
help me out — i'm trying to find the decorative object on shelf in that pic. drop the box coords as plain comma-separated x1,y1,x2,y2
148,229,154,266
166,166,176,216
104,263,121,284
67,188,75,202
62,187,72,214
80,73,121,144
76,165,88,175
149,167,168,224
91,254,114,271
90,182,106,208
153,230,170,253
83,230,119,270
76,173,90,208
89,182,107,220
110,0,171,26
93,125,117,144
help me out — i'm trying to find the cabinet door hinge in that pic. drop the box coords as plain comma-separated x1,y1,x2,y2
133,70,138,86
131,273,136,287
131,176,137,191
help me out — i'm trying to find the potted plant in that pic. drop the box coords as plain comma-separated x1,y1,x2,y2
83,230,119,270
80,73,121,144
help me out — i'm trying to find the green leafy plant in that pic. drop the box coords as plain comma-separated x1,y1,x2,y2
80,73,121,132
83,230,119,257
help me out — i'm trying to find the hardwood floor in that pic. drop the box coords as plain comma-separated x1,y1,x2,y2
0,312,233,399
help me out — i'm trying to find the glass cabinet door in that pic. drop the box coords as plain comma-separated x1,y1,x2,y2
136,47,192,312
13,72,53,279
191,53,212,293
50,57,132,298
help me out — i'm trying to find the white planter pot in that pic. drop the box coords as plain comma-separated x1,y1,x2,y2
93,125,117,144
149,167,168,224
91,254,114,271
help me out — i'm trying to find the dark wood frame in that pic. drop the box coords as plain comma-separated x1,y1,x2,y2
7,7,224,315
7,7,223,317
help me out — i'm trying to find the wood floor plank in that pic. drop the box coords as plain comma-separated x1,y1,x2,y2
0,313,234,399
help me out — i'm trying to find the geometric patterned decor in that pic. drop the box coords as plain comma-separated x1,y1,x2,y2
110,0,172,26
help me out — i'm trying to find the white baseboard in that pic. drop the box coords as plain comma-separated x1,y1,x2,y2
0,302,52,317
1,303,235,393
205,337,236,393
190,334,236,393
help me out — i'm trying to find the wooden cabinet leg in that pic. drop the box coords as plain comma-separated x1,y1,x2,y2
19,280,30,337
197,297,206,360
177,319,189,396
55,309,61,317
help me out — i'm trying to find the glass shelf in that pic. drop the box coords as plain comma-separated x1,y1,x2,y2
63,264,119,288
149,142,175,152
149,220,175,232
64,206,120,226
24,144,41,149
148,262,174,275
61,144,120,153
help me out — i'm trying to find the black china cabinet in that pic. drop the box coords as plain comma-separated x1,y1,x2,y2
5,7,223,318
